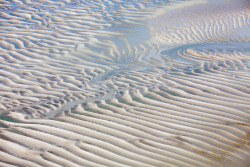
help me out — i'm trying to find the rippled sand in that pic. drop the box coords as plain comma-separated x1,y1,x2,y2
0,0,249,166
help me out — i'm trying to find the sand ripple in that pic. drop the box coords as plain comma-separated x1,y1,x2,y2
0,0,249,166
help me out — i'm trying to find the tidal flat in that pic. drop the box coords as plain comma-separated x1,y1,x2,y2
0,0,249,166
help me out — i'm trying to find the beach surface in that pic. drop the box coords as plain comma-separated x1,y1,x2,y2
0,0,249,166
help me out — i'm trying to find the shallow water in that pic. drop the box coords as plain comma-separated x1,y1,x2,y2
0,0,250,166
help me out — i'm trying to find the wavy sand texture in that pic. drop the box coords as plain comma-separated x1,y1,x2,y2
0,0,249,166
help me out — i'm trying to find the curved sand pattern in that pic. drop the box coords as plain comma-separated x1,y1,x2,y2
0,0,250,166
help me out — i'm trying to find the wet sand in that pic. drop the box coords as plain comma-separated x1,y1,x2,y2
0,0,249,166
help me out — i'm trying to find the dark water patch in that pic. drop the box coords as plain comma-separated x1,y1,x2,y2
0,114,24,123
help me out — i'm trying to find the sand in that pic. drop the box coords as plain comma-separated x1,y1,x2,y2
0,0,249,166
